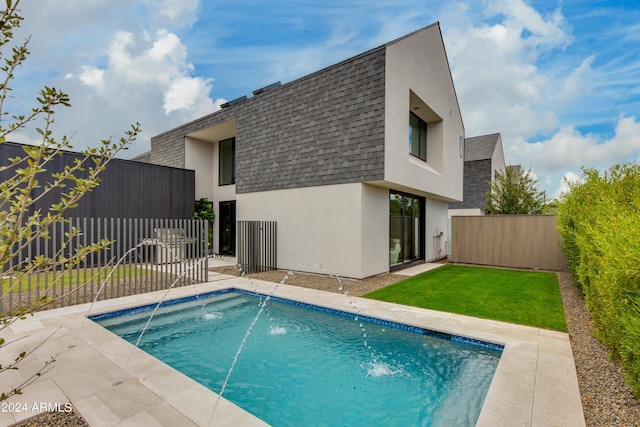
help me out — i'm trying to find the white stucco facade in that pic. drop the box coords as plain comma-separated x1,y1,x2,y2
382,25,465,202
491,136,506,183
185,132,236,255
237,183,389,278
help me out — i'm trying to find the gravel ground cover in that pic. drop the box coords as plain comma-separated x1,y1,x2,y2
557,271,640,426
8,265,640,426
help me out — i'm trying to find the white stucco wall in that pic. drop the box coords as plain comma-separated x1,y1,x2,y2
185,136,236,254
424,199,451,261
237,183,389,279
185,137,214,201
383,24,464,203
360,184,391,277
491,134,506,182
449,208,484,217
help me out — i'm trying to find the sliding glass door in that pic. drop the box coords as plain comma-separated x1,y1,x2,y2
390,191,424,268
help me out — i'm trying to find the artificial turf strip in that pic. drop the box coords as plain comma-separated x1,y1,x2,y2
1,266,143,293
364,264,568,332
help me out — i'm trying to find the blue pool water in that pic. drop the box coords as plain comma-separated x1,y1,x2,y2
92,290,502,426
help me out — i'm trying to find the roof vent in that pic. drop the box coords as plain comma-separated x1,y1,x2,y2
252,81,281,96
220,95,248,109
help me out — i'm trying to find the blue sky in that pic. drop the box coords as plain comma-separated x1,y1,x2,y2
9,0,640,198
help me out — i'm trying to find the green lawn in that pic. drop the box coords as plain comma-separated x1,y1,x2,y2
364,264,567,332
1,266,144,293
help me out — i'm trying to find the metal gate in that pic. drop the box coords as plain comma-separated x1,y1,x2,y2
237,221,277,274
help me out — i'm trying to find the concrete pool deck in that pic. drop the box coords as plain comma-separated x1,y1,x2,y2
0,274,585,426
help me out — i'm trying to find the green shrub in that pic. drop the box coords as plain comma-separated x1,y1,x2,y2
556,163,640,397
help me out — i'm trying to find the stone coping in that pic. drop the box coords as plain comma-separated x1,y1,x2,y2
0,275,585,426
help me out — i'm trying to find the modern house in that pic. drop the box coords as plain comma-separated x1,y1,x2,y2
140,22,465,278
449,133,505,216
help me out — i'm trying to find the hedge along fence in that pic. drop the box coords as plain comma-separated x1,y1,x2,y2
556,163,640,397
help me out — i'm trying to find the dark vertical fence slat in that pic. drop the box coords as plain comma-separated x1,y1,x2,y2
238,221,277,274
96,218,102,300
82,217,87,303
204,220,209,281
34,224,41,306
152,218,159,292
49,220,55,308
88,217,95,302
144,217,149,292
66,218,73,307
2,217,209,314
115,218,121,299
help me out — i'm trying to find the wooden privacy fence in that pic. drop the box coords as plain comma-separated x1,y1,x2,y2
237,221,277,274
451,215,567,271
1,218,209,314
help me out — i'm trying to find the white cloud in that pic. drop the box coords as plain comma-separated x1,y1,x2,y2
74,66,105,91
562,55,595,101
510,116,640,171
164,76,215,115
444,0,570,140
10,1,219,156
144,0,200,27
555,171,583,198
107,30,189,85
65,29,220,117
484,0,571,50
505,115,640,197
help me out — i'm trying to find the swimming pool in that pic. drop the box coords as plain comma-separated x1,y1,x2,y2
91,289,502,426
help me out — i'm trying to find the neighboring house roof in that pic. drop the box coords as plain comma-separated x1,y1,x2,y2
449,132,504,212
507,164,522,177
464,133,501,162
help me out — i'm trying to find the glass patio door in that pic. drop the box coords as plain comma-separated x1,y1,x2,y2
390,192,424,268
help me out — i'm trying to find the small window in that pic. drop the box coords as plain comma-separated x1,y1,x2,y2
219,137,235,186
459,136,464,159
409,112,427,161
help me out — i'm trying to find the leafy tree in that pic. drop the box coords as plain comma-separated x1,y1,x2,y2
542,199,559,214
191,198,215,249
485,166,546,214
0,0,139,401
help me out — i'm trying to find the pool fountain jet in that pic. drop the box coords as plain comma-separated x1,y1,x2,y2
116,255,209,385
72,240,206,348
207,262,376,425
207,264,293,424
66,238,210,390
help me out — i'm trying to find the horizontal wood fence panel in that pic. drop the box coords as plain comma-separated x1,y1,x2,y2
451,215,567,271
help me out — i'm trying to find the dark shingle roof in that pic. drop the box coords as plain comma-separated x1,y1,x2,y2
465,133,500,161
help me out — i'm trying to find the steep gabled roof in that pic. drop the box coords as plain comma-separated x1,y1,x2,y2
464,133,501,161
